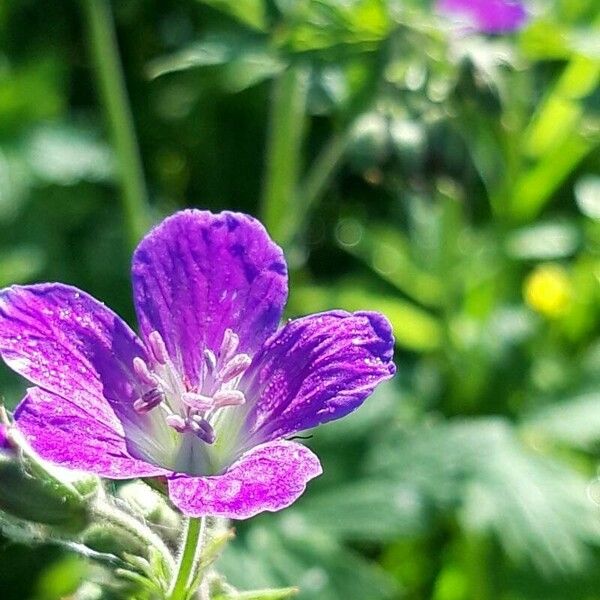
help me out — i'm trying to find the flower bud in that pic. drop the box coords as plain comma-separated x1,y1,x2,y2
0,455,90,533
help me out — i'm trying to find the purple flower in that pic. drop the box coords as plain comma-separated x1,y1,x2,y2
0,211,395,519
436,0,528,34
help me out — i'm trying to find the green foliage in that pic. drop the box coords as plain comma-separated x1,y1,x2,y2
0,0,599,598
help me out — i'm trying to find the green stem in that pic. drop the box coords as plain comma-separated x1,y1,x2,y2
261,64,309,251
168,517,206,600
82,0,150,249
300,130,351,213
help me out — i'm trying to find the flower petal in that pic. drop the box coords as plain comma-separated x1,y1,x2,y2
15,388,167,478
0,283,174,466
241,310,395,443
132,210,288,388
436,0,528,33
167,440,322,519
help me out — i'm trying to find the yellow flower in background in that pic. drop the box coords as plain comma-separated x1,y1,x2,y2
524,264,572,318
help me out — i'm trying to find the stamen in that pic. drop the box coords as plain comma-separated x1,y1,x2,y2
148,331,169,365
219,353,251,383
220,328,239,363
213,389,246,408
133,356,158,386
203,348,217,374
166,414,187,433
189,416,216,444
134,388,165,414
182,391,213,411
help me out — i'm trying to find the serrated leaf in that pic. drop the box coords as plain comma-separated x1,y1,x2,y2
368,418,600,572
218,525,397,600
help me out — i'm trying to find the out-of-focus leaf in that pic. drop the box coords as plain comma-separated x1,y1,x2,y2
34,556,87,600
575,174,600,219
289,282,442,351
505,221,580,260
336,219,444,307
368,418,600,572
520,20,600,61
0,246,45,286
512,55,600,220
23,123,114,185
281,0,391,53
0,58,65,134
214,588,298,600
0,148,30,220
196,0,268,31
219,524,398,600
525,56,599,159
288,479,428,541
523,391,600,451
146,32,283,91
511,133,597,221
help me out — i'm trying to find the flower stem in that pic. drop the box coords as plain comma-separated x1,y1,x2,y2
82,0,150,249
168,516,206,600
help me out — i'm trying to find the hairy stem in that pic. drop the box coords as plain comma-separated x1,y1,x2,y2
82,0,150,249
168,516,206,600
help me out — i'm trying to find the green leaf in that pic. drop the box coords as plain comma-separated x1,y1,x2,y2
23,123,115,185
522,391,600,451
146,32,283,91
504,221,580,260
289,478,428,541
214,587,298,599
336,219,444,307
196,0,269,31
218,525,397,600
368,418,600,572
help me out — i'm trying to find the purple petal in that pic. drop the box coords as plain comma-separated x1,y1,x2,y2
0,283,173,466
240,310,395,444
15,388,167,478
0,423,12,453
132,210,288,388
167,440,322,519
437,0,528,33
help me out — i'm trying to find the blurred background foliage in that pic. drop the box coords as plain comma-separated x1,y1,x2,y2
0,0,599,598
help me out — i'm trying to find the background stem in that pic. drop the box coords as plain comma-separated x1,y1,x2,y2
82,0,150,249
261,64,309,252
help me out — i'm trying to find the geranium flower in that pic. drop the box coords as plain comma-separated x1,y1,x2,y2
436,0,528,34
0,211,395,519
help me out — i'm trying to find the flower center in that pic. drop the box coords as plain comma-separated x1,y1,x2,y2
131,328,251,445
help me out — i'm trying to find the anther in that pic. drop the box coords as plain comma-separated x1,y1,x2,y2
148,331,169,365
220,328,239,363
219,353,251,383
133,357,158,386
133,388,165,414
182,391,213,411
165,414,187,433
213,389,246,408
203,348,217,374
190,416,216,444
